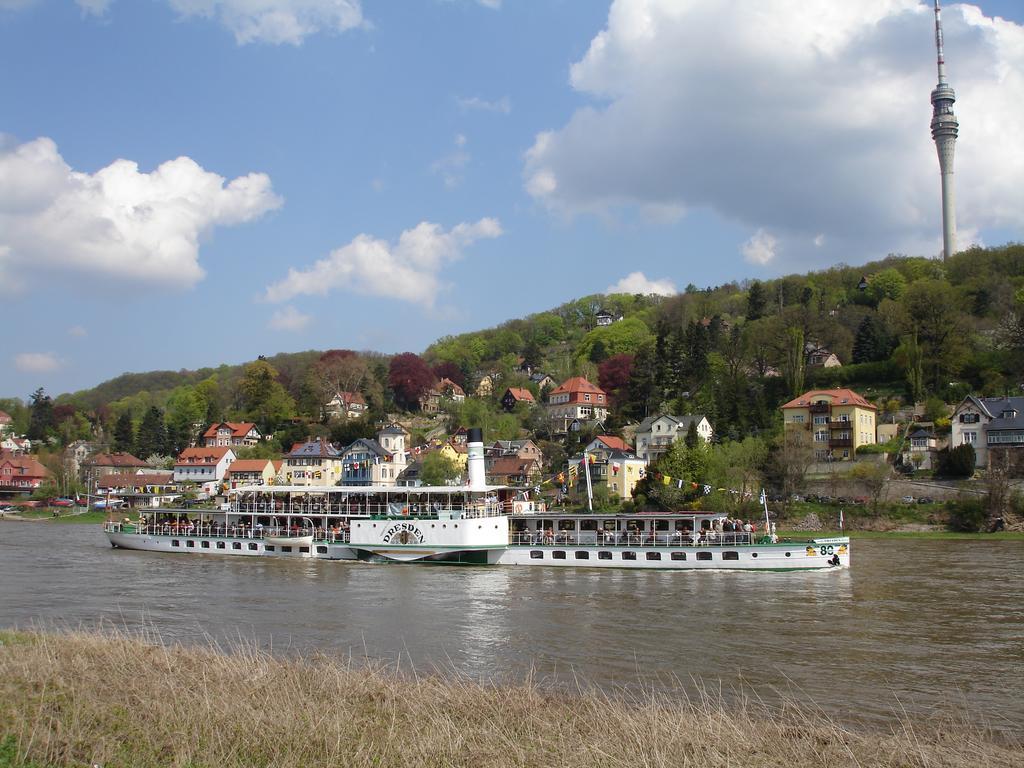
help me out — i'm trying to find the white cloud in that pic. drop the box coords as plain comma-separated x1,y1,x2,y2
265,218,503,308
78,1,364,45
432,134,471,188
742,229,779,266
268,305,311,331
606,271,677,297
456,95,512,114
75,0,111,15
524,1,1024,265
14,352,61,374
68,325,88,337
0,136,281,292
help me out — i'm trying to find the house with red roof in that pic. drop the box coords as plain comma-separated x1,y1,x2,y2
781,388,877,461
202,422,261,448
0,453,51,495
0,410,13,436
324,391,368,420
546,377,608,432
583,435,632,461
174,446,236,487
225,458,280,488
501,387,536,411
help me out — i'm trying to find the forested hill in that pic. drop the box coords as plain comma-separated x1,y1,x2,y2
8,244,1022,449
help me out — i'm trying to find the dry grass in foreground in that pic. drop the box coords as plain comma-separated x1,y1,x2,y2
0,629,1020,768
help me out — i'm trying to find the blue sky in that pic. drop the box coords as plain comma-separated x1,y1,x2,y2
1,0,1022,398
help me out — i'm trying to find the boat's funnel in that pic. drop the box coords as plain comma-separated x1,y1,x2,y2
467,427,486,491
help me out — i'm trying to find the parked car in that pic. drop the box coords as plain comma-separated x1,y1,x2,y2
901,495,915,503
0,505,16,514
917,496,935,504
50,498,75,507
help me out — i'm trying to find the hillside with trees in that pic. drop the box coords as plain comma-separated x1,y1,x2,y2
7,244,1024,527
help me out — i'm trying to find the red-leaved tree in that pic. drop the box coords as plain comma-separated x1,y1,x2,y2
598,353,634,406
389,353,436,410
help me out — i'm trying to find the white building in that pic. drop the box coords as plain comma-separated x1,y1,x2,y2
634,414,713,462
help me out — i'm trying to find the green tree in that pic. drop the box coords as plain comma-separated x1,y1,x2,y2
420,452,461,486
684,420,699,449
782,327,806,397
893,332,925,402
900,279,966,391
575,318,654,364
851,314,894,363
166,386,206,452
112,411,135,453
849,461,891,516
27,388,54,441
938,444,975,478
135,406,168,460
746,280,767,321
867,267,907,305
237,360,296,432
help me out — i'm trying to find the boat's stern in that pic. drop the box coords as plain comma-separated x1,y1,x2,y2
808,536,851,568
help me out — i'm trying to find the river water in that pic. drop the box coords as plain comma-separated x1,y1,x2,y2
1,522,1022,733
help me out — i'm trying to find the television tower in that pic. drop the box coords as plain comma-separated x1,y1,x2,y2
931,0,959,261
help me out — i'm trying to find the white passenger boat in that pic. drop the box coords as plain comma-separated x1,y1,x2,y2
103,430,849,571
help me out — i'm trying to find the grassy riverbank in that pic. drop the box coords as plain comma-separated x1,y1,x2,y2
779,529,1024,541
0,630,1020,768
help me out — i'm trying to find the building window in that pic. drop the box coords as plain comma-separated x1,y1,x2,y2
963,431,977,444
790,415,805,424
813,416,828,425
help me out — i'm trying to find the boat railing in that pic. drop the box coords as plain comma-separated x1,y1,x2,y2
229,501,508,518
508,531,755,547
104,521,350,544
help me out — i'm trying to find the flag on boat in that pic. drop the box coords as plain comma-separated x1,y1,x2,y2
759,488,767,505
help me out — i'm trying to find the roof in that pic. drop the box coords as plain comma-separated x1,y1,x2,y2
176,446,234,465
84,452,147,468
909,429,934,439
780,389,876,410
226,459,276,474
379,423,409,436
202,422,258,439
488,457,538,476
288,439,341,459
333,390,366,405
983,396,1024,431
592,435,630,452
438,378,466,396
343,438,391,459
0,455,50,478
607,449,643,461
530,373,554,383
637,413,709,432
503,387,535,402
0,410,11,423
98,472,173,488
549,377,606,397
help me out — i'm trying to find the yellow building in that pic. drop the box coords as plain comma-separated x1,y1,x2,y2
438,441,469,470
781,388,877,460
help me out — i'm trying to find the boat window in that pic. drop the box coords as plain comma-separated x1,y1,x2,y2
575,551,589,560
282,546,292,553
300,547,310,554
621,551,636,561
557,521,574,531
248,543,257,551
671,552,686,561
201,541,210,549
530,551,544,559
785,552,791,557
171,540,180,547
232,542,242,550
552,551,567,559
598,551,612,560
697,551,712,561
722,551,739,561
316,546,327,554
216,542,225,549
265,545,275,552
579,519,597,531
603,520,616,529
646,552,661,561
751,552,758,558
186,540,195,548
655,520,669,531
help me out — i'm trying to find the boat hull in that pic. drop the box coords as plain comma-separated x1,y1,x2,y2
106,530,848,570
106,531,358,560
